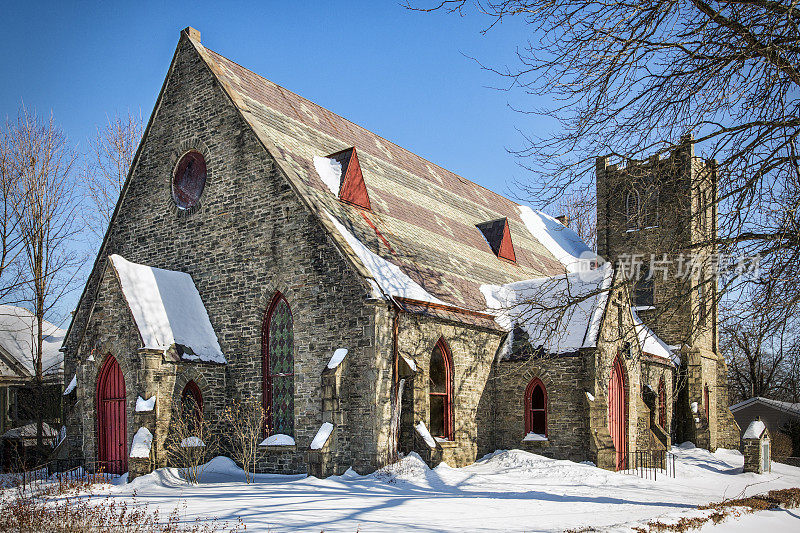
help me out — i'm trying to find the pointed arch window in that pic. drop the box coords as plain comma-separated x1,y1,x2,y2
262,293,295,436
429,338,454,441
173,151,207,210
658,377,667,428
524,377,547,436
703,383,710,421
182,380,204,433
626,189,640,230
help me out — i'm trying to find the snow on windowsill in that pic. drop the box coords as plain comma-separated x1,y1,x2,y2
181,436,205,448
435,437,456,447
136,395,156,412
625,228,641,233
130,427,153,458
633,305,655,312
63,374,77,395
523,433,548,442
415,421,436,449
326,348,348,370
310,422,334,450
260,434,296,447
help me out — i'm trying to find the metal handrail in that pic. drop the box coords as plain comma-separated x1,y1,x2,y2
622,449,676,479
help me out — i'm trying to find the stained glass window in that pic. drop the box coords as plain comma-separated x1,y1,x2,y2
265,296,294,436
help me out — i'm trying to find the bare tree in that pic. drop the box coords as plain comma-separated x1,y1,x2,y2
5,106,81,449
411,0,800,329
551,182,596,250
165,397,217,484
220,399,269,483
723,308,800,404
80,112,142,239
0,121,27,303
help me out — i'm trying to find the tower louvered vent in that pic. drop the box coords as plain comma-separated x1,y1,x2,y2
476,217,516,263
327,147,371,210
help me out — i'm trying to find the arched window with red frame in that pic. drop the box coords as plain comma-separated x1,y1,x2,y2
182,380,203,433
658,377,667,428
704,383,710,421
429,338,454,441
524,377,547,436
262,292,294,437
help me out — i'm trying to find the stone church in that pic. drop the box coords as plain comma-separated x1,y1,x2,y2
61,28,739,478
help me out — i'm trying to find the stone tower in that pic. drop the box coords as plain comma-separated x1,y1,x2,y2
596,136,740,449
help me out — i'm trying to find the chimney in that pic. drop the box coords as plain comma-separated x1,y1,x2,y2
555,215,570,227
183,27,201,43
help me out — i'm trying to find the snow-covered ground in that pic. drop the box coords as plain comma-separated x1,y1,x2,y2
80,443,799,532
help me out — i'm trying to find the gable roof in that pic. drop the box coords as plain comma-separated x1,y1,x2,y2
187,33,568,312
0,305,65,379
481,263,614,355
730,397,800,418
109,254,225,364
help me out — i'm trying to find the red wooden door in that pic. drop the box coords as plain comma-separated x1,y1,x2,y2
608,357,627,470
97,356,127,474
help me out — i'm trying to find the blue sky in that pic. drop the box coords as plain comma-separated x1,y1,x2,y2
1,1,553,320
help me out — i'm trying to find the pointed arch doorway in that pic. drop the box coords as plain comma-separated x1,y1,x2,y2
608,356,628,471
96,355,127,474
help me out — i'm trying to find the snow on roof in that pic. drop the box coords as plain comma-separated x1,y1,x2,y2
63,374,77,395
136,396,156,412
518,207,597,274
743,420,766,439
310,422,334,450
130,427,153,458
415,421,437,449
729,397,800,417
109,255,225,364
0,305,65,378
631,308,676,363
323,210,445,305
313,156,342,196
481,263,613,355
326,348,348,370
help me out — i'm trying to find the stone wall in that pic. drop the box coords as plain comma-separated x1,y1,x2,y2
64,34,378,475
395,311,501,468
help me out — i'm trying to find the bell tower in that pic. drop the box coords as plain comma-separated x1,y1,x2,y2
595,136,740,449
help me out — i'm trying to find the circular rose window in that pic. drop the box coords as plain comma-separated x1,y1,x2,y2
172,151,207,210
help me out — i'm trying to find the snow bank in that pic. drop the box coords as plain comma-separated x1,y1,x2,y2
109,255,225,363
130,427,153,458
260,434,295,446
523,433,547,442
481,263,613,354
631,308,675,362
181,436,205,448
518,207,598,274
310,422,334,450
136,395,155,412
63,374,77,395
326,348,347,370
743,420,766,439
313,156,342,195
414,421,436,449
0,304,65,377
324,210,445,305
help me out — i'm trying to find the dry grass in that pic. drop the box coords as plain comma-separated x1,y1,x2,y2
0,478,244,532
633,487,800,532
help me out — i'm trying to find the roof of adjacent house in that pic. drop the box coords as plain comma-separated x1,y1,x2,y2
109,254,226,364
0,305,65,379
188,34,570,313
730,397,800,417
